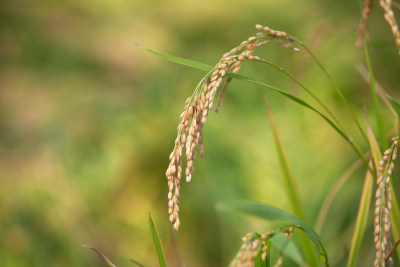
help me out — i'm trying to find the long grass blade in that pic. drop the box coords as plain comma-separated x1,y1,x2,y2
346,165,373,267
148,213,167,267
218,202,329,266
141,47,371,171
362,26,388,149
265,98,304,219
265,97,318,266
138,45,213,71
386,94,400,139
365,107,382,170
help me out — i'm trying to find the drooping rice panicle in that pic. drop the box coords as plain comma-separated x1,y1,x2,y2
380,0,400,54
166,25,299,230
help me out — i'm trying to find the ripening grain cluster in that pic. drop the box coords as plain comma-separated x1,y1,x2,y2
165,24,300,230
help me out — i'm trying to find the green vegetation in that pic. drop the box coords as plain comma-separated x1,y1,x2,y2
1,0,400,266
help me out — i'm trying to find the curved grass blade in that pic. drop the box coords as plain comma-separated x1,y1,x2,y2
218,201,329,266
259,59,343,131
141,47,371,170
265,97,317,266
138,45,213,72
81,245,117,267
387,95,400,116
346,166,373,267
360,17,388,149
148,213,167,267
365,107,382,171
387,94,400,139
269,231,305,266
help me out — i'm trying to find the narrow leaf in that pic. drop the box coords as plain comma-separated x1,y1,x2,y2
346,167,373,267
386,94,400,138
386,95,400,116
365,107,382,171
139,45,213,71
265,98,304,218
148,213,167,267
140,46,347,141
81,245,117,267
142,47,371,170
269,231,305,266
364,40,388,149
265,97,318,266
218,202,329,266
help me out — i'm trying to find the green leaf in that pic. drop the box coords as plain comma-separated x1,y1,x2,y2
346,168,373,267
148,213,167,267
386,95,400,116
139,45,213,72
269,231,305,266
140,46,346,141
365,109,382,171
265,98,317,266
386,94,400,139
142,47,371,170
363,39,388,149
218,202,329,266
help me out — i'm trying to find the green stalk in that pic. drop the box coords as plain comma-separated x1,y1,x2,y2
296,41,369,145
346,167,373,267
259,59,343,130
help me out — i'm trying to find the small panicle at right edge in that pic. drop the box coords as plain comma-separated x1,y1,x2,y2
374,137,398,267
379,0,400,55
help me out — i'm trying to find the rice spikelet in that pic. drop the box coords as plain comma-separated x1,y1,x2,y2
374,137,398,267
232,228,294,267
166,24,299,231
380,0,400,54
357,0,374,48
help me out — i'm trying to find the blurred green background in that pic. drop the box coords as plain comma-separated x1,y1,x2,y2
1,0,400,266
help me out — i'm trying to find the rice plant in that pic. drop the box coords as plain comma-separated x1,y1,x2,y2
140,0,400,266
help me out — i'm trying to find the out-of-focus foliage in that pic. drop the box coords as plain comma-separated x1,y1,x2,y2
0,0,399,266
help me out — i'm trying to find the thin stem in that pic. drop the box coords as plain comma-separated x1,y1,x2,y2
297,41,369,144
258,59,344,131
363,39,388,149
257,59,371,172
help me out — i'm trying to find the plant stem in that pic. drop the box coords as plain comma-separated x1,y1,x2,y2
258,59,343,131
297,41,369,145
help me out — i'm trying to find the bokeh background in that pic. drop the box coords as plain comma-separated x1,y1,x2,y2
1,0,400,266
